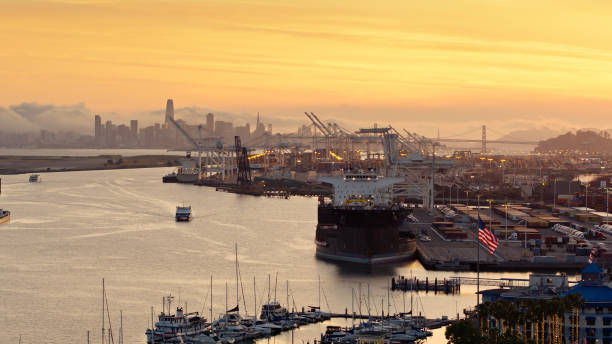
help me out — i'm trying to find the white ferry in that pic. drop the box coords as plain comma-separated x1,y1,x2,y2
176,205,192,222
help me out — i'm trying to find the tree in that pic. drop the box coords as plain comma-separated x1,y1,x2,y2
445,319,484,344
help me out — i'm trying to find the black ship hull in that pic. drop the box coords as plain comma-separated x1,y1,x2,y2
315,206,416,264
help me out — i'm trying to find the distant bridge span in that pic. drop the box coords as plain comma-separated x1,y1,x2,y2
426,138,540,145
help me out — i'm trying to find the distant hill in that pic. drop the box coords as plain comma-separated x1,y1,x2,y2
535,129,612,153
496,128,563,142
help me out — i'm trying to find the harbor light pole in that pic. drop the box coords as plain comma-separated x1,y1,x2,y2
504,202,508,242
553,178,557,213
476,194,481,328
585,183,589,211
606,187,611,223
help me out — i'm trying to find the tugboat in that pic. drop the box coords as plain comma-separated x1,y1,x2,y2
0,209,10,224
162,171,178,183
29,174,41,183
176,204,192,222
315,170,416,264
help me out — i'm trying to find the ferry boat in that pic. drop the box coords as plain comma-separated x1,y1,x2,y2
29,174,41,183
0,209,10,224
176,205,192,222
315,171,416,264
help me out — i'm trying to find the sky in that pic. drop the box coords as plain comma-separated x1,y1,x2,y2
2,0,612,137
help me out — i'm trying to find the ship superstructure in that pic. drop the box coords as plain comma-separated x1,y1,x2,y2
315,171,416,264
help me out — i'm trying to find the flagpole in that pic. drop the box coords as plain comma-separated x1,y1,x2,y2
477,194,480,306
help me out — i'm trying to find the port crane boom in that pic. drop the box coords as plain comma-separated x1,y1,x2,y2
166,115,202,181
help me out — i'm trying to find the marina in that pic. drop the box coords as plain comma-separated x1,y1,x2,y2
0,167,521,343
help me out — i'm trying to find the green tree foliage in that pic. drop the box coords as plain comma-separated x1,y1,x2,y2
447,295,583,344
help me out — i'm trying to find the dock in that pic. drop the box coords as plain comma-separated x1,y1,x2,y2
391,276,461,294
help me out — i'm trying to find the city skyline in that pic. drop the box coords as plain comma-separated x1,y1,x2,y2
3,0,612,135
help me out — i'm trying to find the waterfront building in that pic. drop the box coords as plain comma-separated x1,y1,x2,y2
563,264,612,343
480,264,612,344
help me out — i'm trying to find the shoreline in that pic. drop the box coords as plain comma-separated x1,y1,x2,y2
0,154,181,175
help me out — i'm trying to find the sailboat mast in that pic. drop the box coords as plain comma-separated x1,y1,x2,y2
102,279,105,344
387,280,390,317
235,243,239,315
367,283,371,318
318,275,321,310
358,283,362,320
286,280,289,311
351,287,354,328
120,310,123,344
253,277,257,319
210,275,213,322
274,272,278,303
267,274,271,304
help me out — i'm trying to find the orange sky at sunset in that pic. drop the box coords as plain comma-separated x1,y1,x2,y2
3,0,612,134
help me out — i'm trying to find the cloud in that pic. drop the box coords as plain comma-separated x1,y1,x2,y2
0,102,92,134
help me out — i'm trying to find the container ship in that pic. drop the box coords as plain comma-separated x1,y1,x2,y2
315,171,416,264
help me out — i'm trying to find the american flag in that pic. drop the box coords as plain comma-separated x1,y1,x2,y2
478,215,498,255
588,248,596,263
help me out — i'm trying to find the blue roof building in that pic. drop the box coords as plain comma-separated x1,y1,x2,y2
479,264,612,344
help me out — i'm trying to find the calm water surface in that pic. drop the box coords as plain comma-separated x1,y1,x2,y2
1,167,541,343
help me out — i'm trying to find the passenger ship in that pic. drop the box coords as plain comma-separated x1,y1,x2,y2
315,171,416,264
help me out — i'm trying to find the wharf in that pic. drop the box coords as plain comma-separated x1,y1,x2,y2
207,179,331,198
410,208,587,272
326,312,456,329
390,276,460,294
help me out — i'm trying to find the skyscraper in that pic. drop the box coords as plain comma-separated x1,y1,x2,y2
206,113,214,136
94,114,102,145
130,120,138,142
165,99,174,127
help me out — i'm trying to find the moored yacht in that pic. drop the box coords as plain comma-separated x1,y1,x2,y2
146,302,215,344
259,302,288,321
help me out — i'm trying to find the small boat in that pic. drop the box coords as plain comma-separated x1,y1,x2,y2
162,171,178,183
176,205,192,222
29,174,41,183
0,209,10,224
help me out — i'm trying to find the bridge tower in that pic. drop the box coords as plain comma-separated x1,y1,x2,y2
481,125,487,155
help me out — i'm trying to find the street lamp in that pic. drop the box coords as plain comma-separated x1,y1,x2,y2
553,177,557,214
504,202,508,242
586,183,589,212
465,190,471,206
